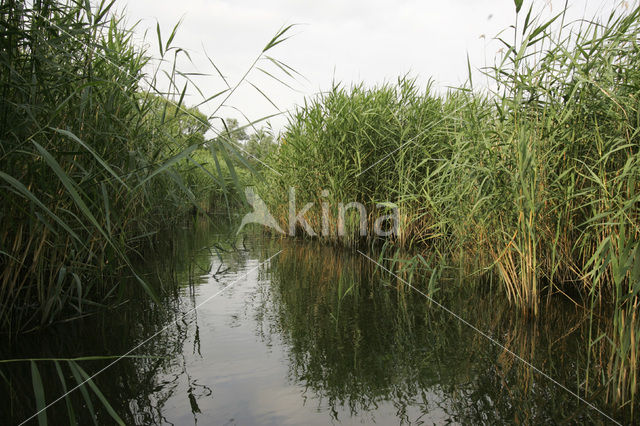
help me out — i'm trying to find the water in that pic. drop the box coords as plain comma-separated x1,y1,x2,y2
0,221,625,424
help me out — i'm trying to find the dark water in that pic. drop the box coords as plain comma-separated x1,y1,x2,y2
0,221,626,424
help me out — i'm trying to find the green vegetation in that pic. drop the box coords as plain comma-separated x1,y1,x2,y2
0,0,206,333
258,2,640,413
2,0,640,422
0,0,283,333
0,0,288,421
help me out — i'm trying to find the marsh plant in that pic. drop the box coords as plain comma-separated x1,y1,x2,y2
2,0,640,422
0,0,293,332
0,0,295,422
256,0,640,415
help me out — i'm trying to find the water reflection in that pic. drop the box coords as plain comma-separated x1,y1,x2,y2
0,222,631,424
261,241,616,424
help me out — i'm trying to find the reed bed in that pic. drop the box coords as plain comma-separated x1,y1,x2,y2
0,0,296,422
0,0,290,333
0,0,197,333
259,2,640,413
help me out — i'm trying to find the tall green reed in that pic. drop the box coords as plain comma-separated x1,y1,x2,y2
257,1,640,413
0,0,294,333
0,0,288,423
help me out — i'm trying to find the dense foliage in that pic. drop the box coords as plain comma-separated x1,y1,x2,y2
261,3,640,408
0,0,247,332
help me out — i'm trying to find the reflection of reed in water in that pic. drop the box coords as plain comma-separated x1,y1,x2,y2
257,241,633,423
0,220,234,425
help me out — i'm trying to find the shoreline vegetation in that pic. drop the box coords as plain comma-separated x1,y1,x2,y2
257,1,640,415
0,0,285,334
1,0,639,422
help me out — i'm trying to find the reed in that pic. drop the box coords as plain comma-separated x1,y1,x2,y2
0,0,292,332
258,1,640,412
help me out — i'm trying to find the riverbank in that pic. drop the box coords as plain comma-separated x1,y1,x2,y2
0,1,256,333
257,3,640,411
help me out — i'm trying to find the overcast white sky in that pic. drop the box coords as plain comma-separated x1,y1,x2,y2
114,0,629,133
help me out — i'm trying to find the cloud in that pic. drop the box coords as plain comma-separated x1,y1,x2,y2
114,0,623,132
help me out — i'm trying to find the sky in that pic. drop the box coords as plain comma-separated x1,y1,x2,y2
113,0,630,134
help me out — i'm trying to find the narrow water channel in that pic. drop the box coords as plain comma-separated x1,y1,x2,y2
0,221,617,424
